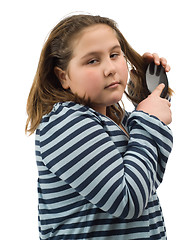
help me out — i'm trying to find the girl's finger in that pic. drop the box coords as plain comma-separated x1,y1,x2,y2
152,53,160,65
142,52,153,63
151,83,165,97
160,57,171,72
165,64,171,72
160,57,167,66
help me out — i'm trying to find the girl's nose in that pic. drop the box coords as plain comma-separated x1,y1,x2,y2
103,59,116,77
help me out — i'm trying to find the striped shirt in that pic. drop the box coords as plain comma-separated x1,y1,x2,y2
35,101,173,239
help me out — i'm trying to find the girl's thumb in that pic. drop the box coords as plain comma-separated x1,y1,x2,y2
151,83,165,97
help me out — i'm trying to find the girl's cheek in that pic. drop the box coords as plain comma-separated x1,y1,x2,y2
84,70,100,86
85,69,99,78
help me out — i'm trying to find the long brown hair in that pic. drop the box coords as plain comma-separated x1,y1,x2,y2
25,14,155,135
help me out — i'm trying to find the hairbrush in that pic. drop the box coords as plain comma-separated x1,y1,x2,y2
146,61,169,98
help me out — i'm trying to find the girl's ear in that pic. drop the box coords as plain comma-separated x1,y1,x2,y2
54,67,70,89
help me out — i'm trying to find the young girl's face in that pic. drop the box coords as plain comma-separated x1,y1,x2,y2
63,24,128,115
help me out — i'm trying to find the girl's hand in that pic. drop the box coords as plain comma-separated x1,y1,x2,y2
136,83,172,125
142,52,171,72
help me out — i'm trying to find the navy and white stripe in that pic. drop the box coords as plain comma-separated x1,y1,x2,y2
35,101,173,239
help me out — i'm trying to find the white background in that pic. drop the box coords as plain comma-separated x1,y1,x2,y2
1,0,194,239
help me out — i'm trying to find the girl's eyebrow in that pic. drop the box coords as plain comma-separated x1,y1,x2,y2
81,44,121,60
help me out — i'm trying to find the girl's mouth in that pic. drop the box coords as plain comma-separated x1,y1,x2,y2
105,81,120,89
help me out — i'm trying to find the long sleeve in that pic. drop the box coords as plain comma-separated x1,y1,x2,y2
125,110,173,196
37,102,173,221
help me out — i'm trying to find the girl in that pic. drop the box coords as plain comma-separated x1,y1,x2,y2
26,14,173,240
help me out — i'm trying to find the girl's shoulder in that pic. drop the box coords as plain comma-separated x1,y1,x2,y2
37,102,103,134
45,101,99,117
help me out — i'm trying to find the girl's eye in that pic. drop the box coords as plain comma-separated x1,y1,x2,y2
110,53,119,59
87,59,98,65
